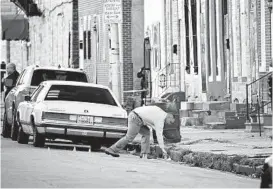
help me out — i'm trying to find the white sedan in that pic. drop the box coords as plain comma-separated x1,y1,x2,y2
16,81,128,151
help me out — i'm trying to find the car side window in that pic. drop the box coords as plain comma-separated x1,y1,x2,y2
16,70,26,86
31,85,44,102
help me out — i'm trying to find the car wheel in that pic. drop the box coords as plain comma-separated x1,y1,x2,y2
17,121,29,144
11,111,18,141
33,123,45,148
90,142,102,152
2,112,11,138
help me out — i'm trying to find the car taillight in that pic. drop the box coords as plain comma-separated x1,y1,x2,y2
102,117,128,127
42,112,70,121
42,111,45,120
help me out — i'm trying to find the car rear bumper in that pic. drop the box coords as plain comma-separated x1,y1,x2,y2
36,121,127,139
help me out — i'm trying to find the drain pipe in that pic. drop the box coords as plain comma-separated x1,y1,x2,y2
257,94,262,137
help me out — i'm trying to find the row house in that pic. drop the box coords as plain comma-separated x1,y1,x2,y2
148,0,273,104
10,0,144,104
11,0,79,69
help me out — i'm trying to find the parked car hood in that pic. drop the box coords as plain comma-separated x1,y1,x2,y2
43,101,127,118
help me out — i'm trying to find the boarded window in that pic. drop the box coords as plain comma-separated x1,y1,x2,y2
87,31,91,59
83,31,87,59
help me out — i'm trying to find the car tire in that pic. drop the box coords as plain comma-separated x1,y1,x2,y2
17,122,29,144
11,111,18,141
2,112,11,138
33,123,45,148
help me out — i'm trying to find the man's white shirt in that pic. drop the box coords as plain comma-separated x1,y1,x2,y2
133,105,168,153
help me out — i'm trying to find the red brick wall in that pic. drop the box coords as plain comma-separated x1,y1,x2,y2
257,0,272,72
264,6,272,71
122,0,133,102
78,0,137,104
72,0,79,68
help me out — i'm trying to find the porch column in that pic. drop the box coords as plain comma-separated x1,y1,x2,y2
178,0,186,92
216,0,224,81
209,0,216,81
240,0,251,80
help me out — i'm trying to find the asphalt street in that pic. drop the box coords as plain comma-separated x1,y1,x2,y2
1,137,260,188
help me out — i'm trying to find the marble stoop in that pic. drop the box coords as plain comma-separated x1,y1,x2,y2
263,126,272,137
179,102,249,129
245,122,264,133
180,117,203,127
205,122,226,129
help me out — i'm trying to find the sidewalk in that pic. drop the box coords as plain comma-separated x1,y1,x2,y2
132,127,272,178
134,127,272,158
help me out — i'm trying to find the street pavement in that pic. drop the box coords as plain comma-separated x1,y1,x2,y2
1,137,260,188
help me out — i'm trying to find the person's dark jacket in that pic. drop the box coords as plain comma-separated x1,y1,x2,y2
260,156,272,188
3,71,19,98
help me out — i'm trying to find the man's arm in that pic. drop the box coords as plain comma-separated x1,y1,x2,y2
154,119,167,154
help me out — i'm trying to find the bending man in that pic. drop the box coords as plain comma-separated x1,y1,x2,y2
105,105,175,158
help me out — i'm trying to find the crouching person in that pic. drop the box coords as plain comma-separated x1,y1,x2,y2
104,105,175,159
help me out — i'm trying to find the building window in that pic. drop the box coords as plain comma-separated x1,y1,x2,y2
87,30,91,59
83,31,87,59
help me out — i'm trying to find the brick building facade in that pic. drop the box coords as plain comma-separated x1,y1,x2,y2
78,0,144,102
9,0,144,104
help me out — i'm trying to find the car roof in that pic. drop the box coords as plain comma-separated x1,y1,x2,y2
41,81,109,89
26,65,85,73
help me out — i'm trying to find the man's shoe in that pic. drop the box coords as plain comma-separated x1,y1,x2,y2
105,148,120,157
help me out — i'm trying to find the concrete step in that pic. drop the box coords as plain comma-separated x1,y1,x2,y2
263,126,272,138
205,122,226,129
180,117,203,127
225,116,246,129
180,109,193,117
202,101,230,111
230,103,247,113
245,123,264,133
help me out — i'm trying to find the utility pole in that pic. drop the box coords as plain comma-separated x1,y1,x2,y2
110,23,121,102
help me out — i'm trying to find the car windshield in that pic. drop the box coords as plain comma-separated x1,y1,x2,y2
44,85,118,106
31,69,88,86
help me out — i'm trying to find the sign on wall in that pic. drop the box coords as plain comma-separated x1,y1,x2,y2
104,0,122,23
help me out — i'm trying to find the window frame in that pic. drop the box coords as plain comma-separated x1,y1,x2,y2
21,68,33,85
30,85,45,102
83,31,87,59
16,70,25,86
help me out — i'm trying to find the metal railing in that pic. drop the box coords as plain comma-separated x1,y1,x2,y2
151,63,181,98
246,71,272,123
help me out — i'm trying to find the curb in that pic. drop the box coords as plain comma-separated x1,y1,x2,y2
126,142,265,178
